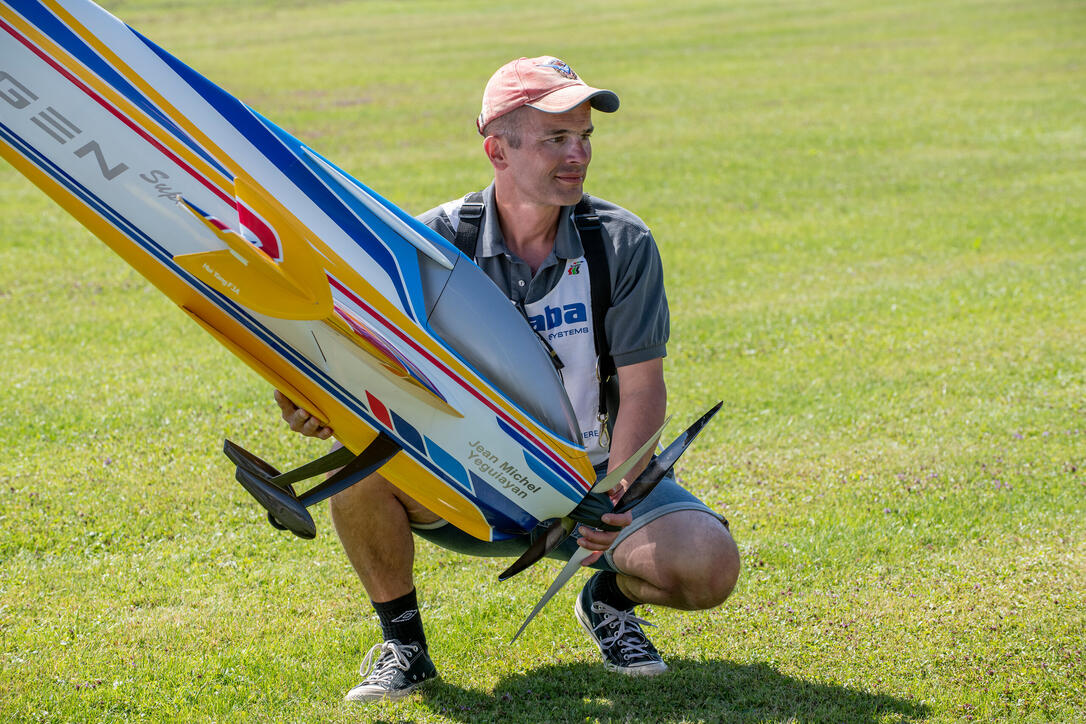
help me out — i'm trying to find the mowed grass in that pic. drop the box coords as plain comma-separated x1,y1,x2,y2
1,0,1083,721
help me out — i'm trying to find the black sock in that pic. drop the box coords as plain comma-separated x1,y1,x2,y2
590,570,638,611
372,588,427,649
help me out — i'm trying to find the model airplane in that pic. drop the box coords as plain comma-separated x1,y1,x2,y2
0,0,720,637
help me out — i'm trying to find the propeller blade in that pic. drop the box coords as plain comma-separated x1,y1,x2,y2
498,517,575,581
615,401,723,514
590,416,671,494
510,546,593,643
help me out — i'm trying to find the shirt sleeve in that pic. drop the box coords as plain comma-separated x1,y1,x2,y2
416,204,455,241
604,226,670,367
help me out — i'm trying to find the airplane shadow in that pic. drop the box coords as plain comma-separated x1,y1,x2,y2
416,659,928,724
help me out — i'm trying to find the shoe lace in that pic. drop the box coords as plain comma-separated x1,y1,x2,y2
358,640,417,686
589,602,658,659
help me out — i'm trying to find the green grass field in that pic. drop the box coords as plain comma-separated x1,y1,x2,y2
1,0,1083,721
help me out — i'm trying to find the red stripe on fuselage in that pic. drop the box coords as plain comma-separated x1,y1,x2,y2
366,391,393,429
1,16,234,207
237,202,281,260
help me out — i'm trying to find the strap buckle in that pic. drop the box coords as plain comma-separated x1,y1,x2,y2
574,211,601,231
460,201,484,221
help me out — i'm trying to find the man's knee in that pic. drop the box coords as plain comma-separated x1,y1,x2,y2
620,511,740,611
328,470,441,528
671,525,740,610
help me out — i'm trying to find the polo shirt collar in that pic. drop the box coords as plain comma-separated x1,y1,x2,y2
474,183,586,261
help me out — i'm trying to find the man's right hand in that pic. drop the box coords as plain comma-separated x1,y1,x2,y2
274,390,334,440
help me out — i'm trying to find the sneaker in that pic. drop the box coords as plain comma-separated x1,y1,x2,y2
343,639,438,702
574,583,668,676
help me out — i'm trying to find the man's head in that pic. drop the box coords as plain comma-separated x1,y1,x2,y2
480,58,618,208
477,57,619,139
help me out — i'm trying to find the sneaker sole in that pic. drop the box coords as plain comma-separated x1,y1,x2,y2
343,673,438,703
573,596,668,677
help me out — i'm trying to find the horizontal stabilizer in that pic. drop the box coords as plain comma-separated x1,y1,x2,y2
225,439,317,538
224,433,402,538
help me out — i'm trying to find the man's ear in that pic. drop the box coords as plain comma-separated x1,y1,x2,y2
484,135,509,171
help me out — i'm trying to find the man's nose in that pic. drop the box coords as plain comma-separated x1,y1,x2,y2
567,138,590,165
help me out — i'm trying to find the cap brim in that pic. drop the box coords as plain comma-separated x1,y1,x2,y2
528,86,620,115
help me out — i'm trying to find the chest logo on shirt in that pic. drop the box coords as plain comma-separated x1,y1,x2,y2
566,261,583,275
528,302,588,334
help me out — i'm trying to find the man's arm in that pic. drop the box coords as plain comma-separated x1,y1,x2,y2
577,357,666,563
604,357,667,501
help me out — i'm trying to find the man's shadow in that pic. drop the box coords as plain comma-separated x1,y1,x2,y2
418,659,928,723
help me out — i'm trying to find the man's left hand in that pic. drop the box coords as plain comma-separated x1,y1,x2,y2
577,511,634,567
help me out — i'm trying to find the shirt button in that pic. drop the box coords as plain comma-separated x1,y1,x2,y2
517,279,525,287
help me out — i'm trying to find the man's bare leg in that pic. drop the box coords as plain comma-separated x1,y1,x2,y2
328,469,442,702
610,510,740,610
574,510,739,676
328,470,440,601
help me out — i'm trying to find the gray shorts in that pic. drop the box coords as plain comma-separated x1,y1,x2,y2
411,464,726,574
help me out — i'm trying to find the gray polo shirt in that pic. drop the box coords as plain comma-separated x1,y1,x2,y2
417,184,669,368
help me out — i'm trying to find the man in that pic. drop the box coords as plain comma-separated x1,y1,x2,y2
277,56,740,703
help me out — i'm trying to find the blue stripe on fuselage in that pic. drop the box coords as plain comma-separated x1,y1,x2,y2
11,1,231,178
0,121,497,536
496,417,585,502
469,472,539,534
129,27,419,322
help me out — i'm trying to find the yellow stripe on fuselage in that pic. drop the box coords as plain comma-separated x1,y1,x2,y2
0,137,497,539
12,0,595,489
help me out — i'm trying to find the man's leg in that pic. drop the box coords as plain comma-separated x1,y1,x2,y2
609,510,739,610
573,471,740,676
329,470,443,702
328,470,439,601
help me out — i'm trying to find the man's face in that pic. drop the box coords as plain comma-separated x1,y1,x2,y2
501,103,594,208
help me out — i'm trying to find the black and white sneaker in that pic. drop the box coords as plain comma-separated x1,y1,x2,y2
574,583,668,676
343,639,438,702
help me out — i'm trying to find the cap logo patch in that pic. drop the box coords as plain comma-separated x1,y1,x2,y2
537,59,578,80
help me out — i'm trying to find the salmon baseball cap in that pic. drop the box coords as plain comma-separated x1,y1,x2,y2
477,56,620,135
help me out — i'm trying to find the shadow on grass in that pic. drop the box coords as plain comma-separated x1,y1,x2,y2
419,658,928,723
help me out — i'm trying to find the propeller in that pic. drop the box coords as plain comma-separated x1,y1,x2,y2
614,401,723,514
498,517,574,581
508,402,723,641
497,416,670,581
